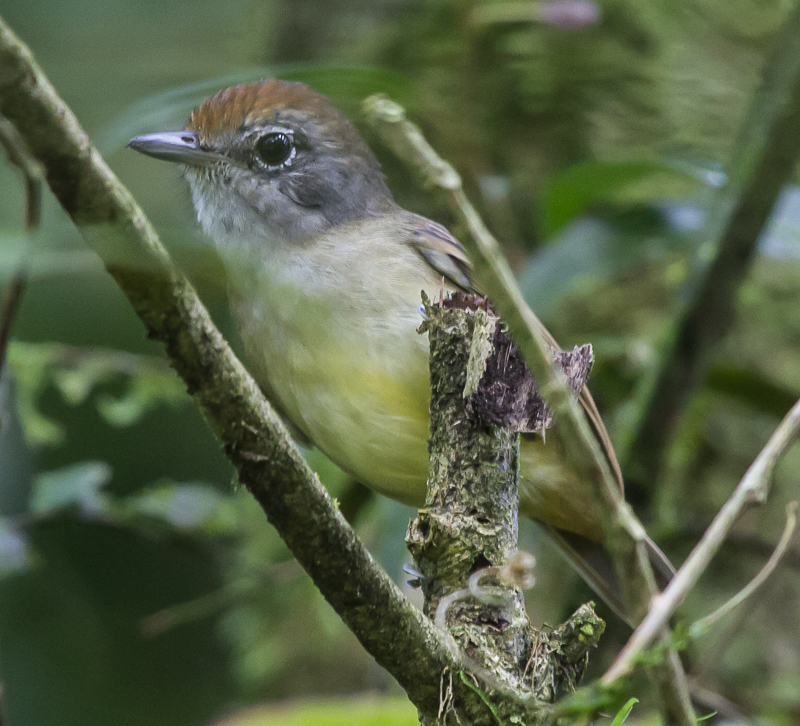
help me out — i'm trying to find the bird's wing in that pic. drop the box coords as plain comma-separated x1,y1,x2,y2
408,217,473,292
406,214,625,493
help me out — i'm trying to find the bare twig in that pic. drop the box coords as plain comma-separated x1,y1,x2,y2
624,3,800,489
603,397,800,685
364,94,695,725
690,501,798,638
0,114,42,230
0,273,26,382
0,113,39,380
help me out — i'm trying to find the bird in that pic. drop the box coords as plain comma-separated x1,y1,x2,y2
128,80,672,617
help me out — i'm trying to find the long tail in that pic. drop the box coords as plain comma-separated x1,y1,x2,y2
543,525,675,628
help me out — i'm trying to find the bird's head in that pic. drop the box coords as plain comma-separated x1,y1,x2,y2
128,80,396,244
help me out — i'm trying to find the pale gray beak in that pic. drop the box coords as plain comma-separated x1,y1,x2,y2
127,131,223,166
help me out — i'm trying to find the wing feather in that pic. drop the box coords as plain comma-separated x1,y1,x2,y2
408,218,473,291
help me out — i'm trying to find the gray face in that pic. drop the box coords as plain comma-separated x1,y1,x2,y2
129,111,397,246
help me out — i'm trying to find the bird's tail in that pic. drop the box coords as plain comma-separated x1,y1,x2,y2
542,524,675,628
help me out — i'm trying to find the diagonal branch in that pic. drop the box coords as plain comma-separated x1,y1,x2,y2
603,396,800,685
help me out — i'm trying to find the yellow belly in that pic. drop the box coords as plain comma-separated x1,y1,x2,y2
278,342,433,506
237,298,599,538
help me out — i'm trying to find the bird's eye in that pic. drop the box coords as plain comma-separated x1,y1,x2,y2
255,132,295,168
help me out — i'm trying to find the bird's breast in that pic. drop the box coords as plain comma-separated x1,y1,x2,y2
225,230,440,504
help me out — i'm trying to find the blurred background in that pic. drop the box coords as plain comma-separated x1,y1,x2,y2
1,0,799,724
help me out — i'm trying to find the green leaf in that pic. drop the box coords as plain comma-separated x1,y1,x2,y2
30,461,112,516
52,358,112,405
540,159,701,238
459,671,503,726
695,712,718,722
7,342,190,444
96,367,187,427
7,342,65,445
517,213,694,320
609,697,639,726
123,482,238,535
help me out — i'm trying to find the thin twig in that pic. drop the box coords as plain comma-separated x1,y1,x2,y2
690,501,798,638
0,114,42,231
0,113,39,380
0,273,26,382
603,397,800,685
364,94,695,725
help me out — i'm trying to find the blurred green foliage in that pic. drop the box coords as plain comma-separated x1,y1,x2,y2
1,0,800,725
9,342,189,445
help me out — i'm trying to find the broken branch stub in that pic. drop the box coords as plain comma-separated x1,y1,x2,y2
446,292,593,434
408,291,602,719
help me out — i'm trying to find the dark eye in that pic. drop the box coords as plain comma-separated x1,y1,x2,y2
255,132,294,167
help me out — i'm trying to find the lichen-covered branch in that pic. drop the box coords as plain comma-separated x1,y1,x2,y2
408,294,602,724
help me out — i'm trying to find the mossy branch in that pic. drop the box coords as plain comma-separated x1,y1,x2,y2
409,294,603,725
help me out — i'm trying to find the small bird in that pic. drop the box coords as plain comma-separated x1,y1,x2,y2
128,80,670,612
